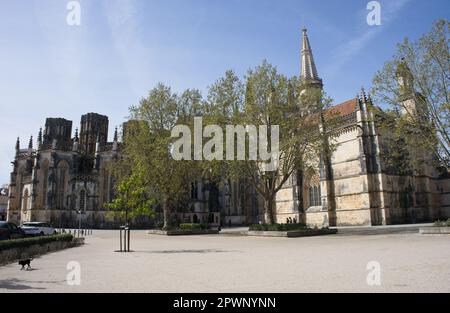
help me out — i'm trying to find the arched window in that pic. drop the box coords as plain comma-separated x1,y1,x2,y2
22,189,30,213
40,160,49,208
309,185,322,207
191,181,198,200
56,161,69,209
79,190,86,211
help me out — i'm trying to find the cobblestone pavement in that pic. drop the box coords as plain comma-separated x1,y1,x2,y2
0,229,449,293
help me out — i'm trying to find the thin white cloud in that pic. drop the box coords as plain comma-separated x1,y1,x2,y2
324,0,412,79
103,0,152,99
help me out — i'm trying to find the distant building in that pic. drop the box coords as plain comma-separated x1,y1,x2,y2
7,113,121,228
274,29,450,226
6,28,450,228
0,185,8,221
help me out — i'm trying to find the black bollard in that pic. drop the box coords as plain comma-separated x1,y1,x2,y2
119,227,123,252
127,227,131,252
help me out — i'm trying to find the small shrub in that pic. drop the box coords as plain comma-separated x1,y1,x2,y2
249,224,264,231
178,223,209,231
0,234,74,252
434,219,450,227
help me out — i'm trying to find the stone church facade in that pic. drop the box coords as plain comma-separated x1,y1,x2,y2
7,113,120,228
6,29,450,228
183,29,450,228
274,29,450,227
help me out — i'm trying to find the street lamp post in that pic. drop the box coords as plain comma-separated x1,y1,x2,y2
77,210,86,237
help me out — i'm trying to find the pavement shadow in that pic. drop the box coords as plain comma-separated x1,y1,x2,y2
335,228,420,236
0,279,46,291
139,249,239,254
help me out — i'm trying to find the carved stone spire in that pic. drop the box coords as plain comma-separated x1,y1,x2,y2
37,128,43,146
73,128,79,152
301,28,323,89
94,133,101,170
15,137,20,156
113,127,118,142
360,87,367,102
28,135,33,149
112,127,119,153
396,57,414,98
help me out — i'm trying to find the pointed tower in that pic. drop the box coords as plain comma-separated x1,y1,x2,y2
37,128,43,150
112,127,119,153
94,134,101,170
396,58,414,99
73,128,79,152
396,58,427,118
396,58,428,121
28,136,33,156
28,136,33,149
15,137,20,156
300,28,323,90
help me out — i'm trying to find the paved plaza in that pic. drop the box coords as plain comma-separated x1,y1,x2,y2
0,228,449,293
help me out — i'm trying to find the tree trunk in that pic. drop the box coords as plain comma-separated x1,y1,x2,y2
163,197,171,230
264,196,275,224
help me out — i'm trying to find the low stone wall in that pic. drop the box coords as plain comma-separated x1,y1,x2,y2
247,229,338,238
147,229,219,236
419,227,450,235
0,238,84,266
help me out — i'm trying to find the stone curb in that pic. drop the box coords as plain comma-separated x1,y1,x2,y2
247,229,338,238
147,229,220,236
419,227,450,235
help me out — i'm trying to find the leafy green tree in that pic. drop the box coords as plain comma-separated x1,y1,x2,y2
111,64,336,228
106,165,156,225
200,61,335,224
126,84,199,229
371,19,449,168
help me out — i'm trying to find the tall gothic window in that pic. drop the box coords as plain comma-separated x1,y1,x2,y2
56,161,69,210
191,181,198,200
22,189,30,213
309,186,322,207
41,160,49,208
79,190,86,211
102,168,110,207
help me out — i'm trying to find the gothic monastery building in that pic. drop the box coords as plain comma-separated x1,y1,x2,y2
7,29,450,228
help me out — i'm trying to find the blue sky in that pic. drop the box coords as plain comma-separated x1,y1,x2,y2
0,0,448,183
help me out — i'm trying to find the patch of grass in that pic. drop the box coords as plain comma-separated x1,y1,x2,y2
0,234,74,251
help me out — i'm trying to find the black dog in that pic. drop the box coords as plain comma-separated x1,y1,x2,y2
18,258,33,271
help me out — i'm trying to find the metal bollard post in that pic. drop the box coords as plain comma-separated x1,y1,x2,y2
123,227,127,252
119,227,123,252
127,227,131,252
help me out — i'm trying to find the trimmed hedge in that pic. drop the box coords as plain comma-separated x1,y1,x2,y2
249,223,307,232
0,234,74,252
178,223,209,231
